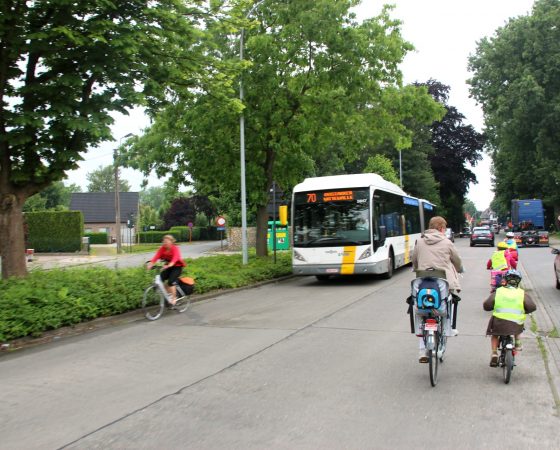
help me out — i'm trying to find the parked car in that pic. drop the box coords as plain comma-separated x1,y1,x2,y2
459,227,472,238
445,228,455,242
552,248,560,289
470,227,494,247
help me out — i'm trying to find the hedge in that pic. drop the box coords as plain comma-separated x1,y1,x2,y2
0,252,291,342
84,232,109,245
139,226,221,243
26,211,83,252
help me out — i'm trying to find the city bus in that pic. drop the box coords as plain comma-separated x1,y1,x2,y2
292,174,436,280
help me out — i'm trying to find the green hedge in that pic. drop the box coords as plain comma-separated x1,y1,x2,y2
0,252,291,341
140,226,221,243
138,231,180,243
84,232,109,244
26,211,83,252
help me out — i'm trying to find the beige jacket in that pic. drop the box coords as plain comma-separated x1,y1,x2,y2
412,229,464,291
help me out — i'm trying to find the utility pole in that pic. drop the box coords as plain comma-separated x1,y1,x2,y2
114,133,134,254
114,149,121,254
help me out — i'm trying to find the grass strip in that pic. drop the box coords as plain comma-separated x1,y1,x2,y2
530,314,560,411
0,252,291,342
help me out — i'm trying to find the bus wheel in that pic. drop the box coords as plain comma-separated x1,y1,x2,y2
382,251,394,279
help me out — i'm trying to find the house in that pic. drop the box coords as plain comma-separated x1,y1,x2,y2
70,192,140,243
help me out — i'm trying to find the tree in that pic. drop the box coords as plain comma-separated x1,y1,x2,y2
469,0,560,222
124,1,444,256
139,204,163,231
422,80,485,229
364,155,400,185
86,165,131,193
0,1,240,278
23,181,81,211
162,197,197,230
191,195,218,226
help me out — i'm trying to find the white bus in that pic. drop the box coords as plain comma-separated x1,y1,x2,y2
292,174,436,280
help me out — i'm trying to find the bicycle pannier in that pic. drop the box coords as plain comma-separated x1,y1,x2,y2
178,277,195,296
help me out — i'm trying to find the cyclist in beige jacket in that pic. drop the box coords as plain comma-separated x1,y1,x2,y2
412,216,464,362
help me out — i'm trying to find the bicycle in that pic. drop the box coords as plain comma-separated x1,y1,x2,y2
408,269,460,387
142,262,194,320
495,335,516,384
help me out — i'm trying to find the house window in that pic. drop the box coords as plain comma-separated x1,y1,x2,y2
98,227,109,233
85,228,93,233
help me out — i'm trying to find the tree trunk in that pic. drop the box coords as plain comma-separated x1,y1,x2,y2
256,204,269,257
0,193,27,278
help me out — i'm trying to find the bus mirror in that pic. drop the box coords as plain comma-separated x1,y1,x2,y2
378,226,387,243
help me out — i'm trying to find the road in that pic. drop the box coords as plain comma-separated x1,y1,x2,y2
1,238,559,449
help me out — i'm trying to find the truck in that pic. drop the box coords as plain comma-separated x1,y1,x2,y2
511,199,549,247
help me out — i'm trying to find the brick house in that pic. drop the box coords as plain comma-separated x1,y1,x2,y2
70,192,140,243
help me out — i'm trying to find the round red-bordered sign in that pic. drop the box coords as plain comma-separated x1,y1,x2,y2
216,216,226,227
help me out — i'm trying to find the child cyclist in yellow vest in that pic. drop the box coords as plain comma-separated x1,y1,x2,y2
483,269,536,367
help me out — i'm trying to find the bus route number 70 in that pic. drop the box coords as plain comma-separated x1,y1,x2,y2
307,193,317,203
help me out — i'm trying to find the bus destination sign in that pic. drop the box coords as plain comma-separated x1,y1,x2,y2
306,190,355,203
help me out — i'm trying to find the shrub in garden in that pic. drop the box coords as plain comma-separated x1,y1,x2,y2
26,211,83,252
84,232,109,244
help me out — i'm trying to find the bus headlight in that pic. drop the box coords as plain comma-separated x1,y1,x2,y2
293,250,306,262
358,247,372,260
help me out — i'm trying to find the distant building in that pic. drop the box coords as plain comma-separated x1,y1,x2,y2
70,192,140,243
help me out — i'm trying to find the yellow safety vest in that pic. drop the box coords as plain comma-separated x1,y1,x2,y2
505,240,518,250
491,251,509,270
493,287,526,325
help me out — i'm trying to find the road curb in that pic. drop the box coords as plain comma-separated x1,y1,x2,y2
0,274,295,355
520,262,560,411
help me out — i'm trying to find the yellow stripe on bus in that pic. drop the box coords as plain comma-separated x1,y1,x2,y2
404,234,410,264
340,246,357,275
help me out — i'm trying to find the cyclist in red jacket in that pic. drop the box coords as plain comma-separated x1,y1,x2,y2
147,234,186,305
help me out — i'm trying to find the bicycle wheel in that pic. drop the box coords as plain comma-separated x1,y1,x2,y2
429,332,439,387
438,332,447,363
503,349,513,384
174,292,191,313
142,285,165,321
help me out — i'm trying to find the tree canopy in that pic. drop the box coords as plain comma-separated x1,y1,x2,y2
469,0,560,222
124,1,444,255
0,0,240,278
86,165,131,193
23,181,81,212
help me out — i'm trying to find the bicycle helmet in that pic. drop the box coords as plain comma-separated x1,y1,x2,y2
506,232,515,238
497,242,508,249
504,269,522,286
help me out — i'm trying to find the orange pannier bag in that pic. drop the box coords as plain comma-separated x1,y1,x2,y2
180,277,195,286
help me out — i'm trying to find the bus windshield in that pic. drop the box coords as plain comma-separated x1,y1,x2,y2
293,188,370,247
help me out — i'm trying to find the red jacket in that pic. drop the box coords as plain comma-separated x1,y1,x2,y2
150,245,186,267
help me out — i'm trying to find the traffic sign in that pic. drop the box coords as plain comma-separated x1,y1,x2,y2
187,222,194,228
217,226,226,231
216,216,226,227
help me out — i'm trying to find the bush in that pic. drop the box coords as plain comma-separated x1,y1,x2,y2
169,226,189,241
0,252,291,341
138,231,179,243
26,211,83,252
84,232,109,244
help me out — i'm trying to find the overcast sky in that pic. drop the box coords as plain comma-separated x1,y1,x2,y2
65,0,536,210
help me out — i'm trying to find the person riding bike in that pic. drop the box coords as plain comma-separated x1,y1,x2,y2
487,242,515,290
412,216,464,363
147,234,186,305
483,269,536,367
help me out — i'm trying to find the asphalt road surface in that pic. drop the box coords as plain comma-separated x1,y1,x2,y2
1,238,559,449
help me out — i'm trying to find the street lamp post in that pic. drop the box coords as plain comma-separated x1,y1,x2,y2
239,28,249,265
114,133,134,254
399,149,403,188
239,1,263,266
